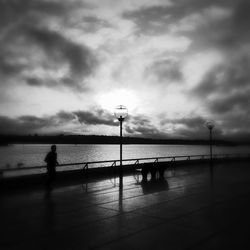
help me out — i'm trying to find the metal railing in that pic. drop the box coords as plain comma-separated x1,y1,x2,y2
1,153,250,178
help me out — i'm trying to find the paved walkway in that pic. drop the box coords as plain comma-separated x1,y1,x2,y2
1,161,250,250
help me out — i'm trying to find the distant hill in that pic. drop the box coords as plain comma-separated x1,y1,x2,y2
0,134,239,146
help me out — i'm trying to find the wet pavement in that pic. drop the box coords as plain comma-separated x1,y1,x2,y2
1,161,250,249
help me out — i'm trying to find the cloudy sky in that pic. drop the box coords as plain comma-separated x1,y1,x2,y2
0,0,250,140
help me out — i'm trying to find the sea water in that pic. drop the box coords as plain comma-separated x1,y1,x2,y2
0,144,249,170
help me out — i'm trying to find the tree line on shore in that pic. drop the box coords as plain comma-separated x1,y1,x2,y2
0,134,240,146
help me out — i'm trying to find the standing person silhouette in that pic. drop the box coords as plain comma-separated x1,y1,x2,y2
45,145,59,188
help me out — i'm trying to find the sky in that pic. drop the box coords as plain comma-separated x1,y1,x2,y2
0,0,250,141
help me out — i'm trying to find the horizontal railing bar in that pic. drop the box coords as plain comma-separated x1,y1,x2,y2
1,153,250,173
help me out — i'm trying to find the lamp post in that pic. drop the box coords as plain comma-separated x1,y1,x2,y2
205,121,215,162
114,105,128,188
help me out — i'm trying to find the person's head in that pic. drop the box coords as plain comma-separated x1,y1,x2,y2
51,145,56,152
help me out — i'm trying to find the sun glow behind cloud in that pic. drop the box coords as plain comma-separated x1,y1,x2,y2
97,89,138,112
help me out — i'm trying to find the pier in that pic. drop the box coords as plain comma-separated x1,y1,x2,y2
1,157,250,249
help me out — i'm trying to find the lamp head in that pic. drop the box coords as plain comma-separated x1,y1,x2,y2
114,105,128,121
205,120,215,130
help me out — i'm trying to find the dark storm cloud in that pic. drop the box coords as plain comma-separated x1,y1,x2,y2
26,77,70,89
16,111,212,140
145,58,182,83
183,0,250,51
209,92,250,115
125,114,212,139
123,0,231,35
193,55,250,114
162,116,222,139
0,0,66,28
129,125,160,136
26,27,97,77
17,26,97,90
0,115,53,134
176,126,222,139
0,111,79,134
220,112,250,132
189,54,250,140
0,0,91,30
123,0,250,51
56,111,77,123
0,110,247,140
0,56,25,77
162,116,207,129
125,115,162,138
221,0,250,47
26,76,90,92
210,111,250,141
0,108,117,135
0,111,161,136
0,0,98,91
195,56,250,95
26,77,43,86
74,109,116,126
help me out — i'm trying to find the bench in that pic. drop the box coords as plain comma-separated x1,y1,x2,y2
136,162,168,181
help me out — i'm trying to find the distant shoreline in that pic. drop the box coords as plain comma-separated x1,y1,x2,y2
0,134,244,146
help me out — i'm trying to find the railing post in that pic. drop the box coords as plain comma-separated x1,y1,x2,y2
134,159,139,167
82,163,88,179
170,157,175,176
111,160,116,184
83,163,88,171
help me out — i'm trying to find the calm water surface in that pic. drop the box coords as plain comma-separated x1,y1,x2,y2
0,144,250,170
